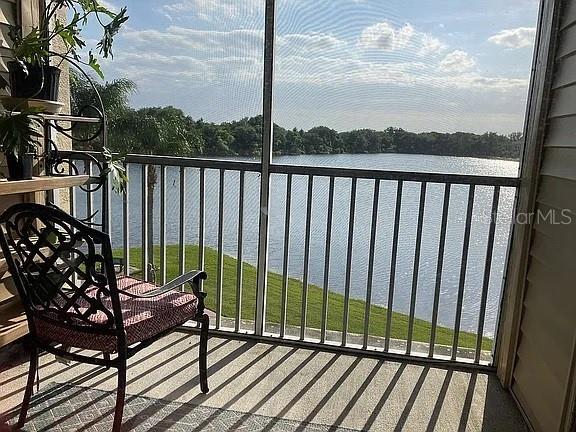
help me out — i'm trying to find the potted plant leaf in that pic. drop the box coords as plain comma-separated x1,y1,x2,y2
0,109,42,180
0,0,128,103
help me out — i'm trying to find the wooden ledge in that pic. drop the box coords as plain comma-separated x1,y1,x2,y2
0,175,91,196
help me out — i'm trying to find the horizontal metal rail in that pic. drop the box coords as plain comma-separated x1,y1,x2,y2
60,150,262,172
59,150,519,187
270,164,519,187
180,324,496,373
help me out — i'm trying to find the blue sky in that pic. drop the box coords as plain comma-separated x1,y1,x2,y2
92,0,539,134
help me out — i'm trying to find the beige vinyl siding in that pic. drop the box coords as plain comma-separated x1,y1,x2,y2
540,147,576,180
0,1,16,26
0,26,11,49
552,53,576,88
0,0,15,33
0,48,10,88
548,85,576,118
511,0,576,430
0,0,21,340
560,0,576,28
544,116,576,147
0,0,40,83
536,176,576,211
557,21,576,59
514,354,562,432
0,0,16,94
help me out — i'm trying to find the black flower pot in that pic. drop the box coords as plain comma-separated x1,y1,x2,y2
6,153,34,181
8,62,61,101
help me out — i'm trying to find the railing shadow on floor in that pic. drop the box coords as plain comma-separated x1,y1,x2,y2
5,332,526,432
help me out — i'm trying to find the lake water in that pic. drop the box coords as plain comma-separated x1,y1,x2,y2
90,153,518,338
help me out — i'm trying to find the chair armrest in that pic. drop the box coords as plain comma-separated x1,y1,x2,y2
117,270,207,299
117,270,208,320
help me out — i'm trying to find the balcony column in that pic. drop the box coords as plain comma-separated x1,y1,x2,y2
255,0,276,335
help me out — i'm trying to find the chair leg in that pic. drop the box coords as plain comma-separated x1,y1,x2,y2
104,353,111,370
112,361,127,432
17,346,38,428
199,314,209,394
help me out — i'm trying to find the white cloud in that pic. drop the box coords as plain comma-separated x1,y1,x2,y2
359,22,406,51
123,26,350,60
163,0,263,22
420,33,446,54
277,33,348,57
453,74,527,90
439,50,476,74
97,0,118,12
107,51,262,86
122,26,264,57
104,18,528,128
277,56,427,86
488,27,536,49
275,55,525,91
358,22,446,56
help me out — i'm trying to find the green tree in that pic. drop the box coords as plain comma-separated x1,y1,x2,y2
228,117,262,156
70,71,136,150
111,106,205,270
199,120,234,156
283,128,304,155
303,126,341,154
341,129,386,154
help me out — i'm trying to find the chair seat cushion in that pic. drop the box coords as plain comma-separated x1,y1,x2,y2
35,276,199,353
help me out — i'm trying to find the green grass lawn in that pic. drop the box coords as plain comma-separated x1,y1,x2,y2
115,245,492,351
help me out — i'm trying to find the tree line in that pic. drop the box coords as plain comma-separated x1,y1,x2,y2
72,74,522,160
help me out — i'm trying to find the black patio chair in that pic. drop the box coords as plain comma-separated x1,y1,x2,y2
0,203,210,431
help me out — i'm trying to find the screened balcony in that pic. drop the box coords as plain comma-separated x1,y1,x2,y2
5,0,576,429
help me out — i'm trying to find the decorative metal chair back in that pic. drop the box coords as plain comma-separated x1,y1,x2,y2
0,203,124,339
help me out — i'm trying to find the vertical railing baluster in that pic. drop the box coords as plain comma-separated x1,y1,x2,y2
159,166,167,285
280,174,292,338
141,164,149,281
300,175,314,340
475,186,501,363
198,168,205,273
69,163,76,218
320,177,335,343
363,179,380,349
216,169,225,328
452,185,476,361
179,167,186,285
429,183,452,357
342,178,357,346
235,171,245,332
85,160,93,221
103,163,112,235
255,0,275,337
69,163,77,286
123,162,130,277
385,181,403,352
407,182,427,354
195,167,206,329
